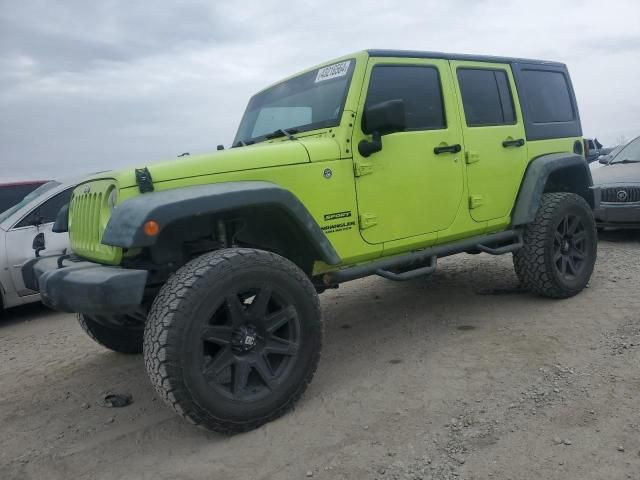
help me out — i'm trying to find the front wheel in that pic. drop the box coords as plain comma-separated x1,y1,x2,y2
513,192,597,298
143,248,322,433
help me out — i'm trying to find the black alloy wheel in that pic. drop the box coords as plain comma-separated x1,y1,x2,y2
144,248,322,433
513,192,597,299
199,285,301,402
553,213,588,280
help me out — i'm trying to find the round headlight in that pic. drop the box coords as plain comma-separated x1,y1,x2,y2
107,188,118,211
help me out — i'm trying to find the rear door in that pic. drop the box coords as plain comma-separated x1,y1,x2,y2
451,61,527,222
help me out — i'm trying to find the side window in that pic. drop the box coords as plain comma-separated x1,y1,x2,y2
15,188,72,228
457,69,515,126
520,69,574,123
365,65,446,131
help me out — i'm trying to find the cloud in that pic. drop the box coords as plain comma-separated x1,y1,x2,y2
580,35,640,55
0,0,639,181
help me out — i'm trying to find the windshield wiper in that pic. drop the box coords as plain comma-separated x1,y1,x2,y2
233,128,298,147
265,128,298,141
616,159,640,164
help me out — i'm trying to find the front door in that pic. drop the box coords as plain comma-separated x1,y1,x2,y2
450,61,528,222
353,58,465,244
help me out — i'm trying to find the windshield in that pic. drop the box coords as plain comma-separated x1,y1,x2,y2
0,181,61,224
611,137,640,164
233,59,355,146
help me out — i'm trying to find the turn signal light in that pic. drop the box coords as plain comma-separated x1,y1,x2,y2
144,220,160,236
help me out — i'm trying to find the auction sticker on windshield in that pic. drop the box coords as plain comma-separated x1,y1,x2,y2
315,61,351,83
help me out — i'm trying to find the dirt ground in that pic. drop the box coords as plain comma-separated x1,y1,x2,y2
1,231,639,480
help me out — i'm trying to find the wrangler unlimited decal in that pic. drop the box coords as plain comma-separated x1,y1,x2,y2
321,220,356,233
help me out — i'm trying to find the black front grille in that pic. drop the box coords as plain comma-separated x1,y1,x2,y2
601,186,640,203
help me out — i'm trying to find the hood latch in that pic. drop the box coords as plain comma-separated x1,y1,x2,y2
135,167,154,193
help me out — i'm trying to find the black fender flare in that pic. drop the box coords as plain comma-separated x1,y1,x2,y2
101,181,341,265
511,153,594,226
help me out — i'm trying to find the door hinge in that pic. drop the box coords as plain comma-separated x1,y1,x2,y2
469,195,483,209
359,213,378,229
353,161,374,177
465,151,480,164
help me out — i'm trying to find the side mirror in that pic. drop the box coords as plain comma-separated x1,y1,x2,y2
52,203,70,233
362,99,406,136
359,99,406,157
32,232,45,257
598,156,610,165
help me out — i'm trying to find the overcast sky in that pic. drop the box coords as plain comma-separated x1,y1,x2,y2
1,0,639,181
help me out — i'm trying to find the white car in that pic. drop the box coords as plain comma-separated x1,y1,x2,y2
0,179,78,310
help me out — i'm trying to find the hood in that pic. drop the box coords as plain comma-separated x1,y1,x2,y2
90,140,311,189
592,162,640,186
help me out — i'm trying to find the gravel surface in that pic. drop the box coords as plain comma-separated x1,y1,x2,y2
1,230,639,480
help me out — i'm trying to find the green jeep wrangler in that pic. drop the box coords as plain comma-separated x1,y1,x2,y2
26,50,598,433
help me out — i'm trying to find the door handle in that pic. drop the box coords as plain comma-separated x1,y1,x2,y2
433,144,462,155
502,138,525,148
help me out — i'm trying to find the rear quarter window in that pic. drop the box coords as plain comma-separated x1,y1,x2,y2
512,63,582,141
520,70,575,123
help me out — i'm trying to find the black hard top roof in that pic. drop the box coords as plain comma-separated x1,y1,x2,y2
366,49,565,67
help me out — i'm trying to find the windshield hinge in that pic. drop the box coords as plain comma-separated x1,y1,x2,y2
353,161,374,177
135,167,154,193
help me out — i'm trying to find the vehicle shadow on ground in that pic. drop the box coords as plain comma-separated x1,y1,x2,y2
0,301,58,328
5,257,521,455
6,245,630,480
598,228,640,243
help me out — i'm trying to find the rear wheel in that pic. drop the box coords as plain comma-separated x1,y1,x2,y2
144,248,322,433
513,192,597,298
78,311,145,354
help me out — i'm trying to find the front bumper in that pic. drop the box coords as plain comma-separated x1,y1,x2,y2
23,255,148,313
594,202,640,228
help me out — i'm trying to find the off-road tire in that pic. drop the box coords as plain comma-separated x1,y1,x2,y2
143,248,322,433
78,313,145,354
513,192,597,298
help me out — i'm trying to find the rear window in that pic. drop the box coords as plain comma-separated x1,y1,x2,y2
520,70,575,123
